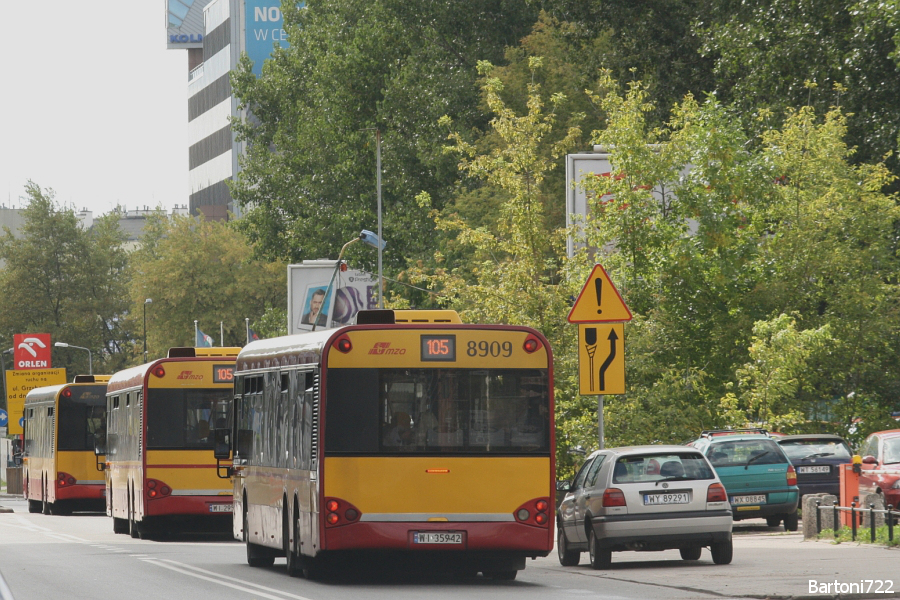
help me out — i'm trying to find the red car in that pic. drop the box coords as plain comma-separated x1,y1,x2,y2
858,429,900,510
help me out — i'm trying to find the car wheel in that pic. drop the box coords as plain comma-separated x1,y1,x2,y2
766,516,781,527
782,511,799,532
557,526,580,567
711,539,733,565
679,546,702,561
588,529,612,569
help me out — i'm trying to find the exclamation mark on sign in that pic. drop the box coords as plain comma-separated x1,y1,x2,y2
595,278,603,313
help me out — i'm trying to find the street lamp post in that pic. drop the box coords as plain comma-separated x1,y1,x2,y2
143,298,152,362
54,342,92,375
312,230,386,332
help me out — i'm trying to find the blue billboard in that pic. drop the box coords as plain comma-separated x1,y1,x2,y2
245,0,298,76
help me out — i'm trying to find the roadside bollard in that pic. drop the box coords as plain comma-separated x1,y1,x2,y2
834,504,841,533
869,503,876,543
851,502,857,541
889,505,894,542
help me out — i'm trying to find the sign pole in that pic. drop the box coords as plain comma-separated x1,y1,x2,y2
598,395,605,449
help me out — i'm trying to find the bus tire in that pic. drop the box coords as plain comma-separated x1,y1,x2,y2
28,500,42,514
284,500,302,577
301,556,324,581
41,481,51,515
113,517,128,534
245,509,274,567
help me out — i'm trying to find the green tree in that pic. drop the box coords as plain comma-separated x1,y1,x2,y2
230,0,539,285
0,182,130,378
128,215,286,361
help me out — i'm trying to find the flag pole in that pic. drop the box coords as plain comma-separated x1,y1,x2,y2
194,320,198,347
220,321,223,347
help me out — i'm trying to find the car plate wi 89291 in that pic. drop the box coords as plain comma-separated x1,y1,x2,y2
414,531,463,544
643,492,690,505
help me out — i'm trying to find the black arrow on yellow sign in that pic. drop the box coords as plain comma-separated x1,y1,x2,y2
598,328,618,391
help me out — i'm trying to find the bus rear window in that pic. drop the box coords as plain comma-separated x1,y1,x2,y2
146,388,230,449
58,385,107,451
325,368,550,455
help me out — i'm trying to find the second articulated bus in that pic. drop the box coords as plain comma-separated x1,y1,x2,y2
101,347,239,538
216,309,555,580
21,375,109,515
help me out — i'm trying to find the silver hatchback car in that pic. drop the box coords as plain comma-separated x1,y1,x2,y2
556,445,733,568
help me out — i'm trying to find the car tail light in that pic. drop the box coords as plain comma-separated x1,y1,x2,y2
146,479,172,499
786,465,797,486
57,472,76,487
514,498,551,527
602,488,626,507
707,482,727,503
324,497,361,527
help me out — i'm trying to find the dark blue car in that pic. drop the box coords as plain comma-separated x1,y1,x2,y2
775,434,853,499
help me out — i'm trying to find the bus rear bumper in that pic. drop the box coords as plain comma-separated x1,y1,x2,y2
323,520,552,554
55,483,105,502
145,494,234,517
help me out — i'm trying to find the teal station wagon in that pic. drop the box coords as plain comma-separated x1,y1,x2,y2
689,430,800,531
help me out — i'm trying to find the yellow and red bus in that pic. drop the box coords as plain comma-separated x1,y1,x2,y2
216,310,554,580
21,375,109,515
103,347,238,538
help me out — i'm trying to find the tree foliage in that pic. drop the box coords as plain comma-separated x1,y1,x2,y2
128,215,286,359
0,182,130,379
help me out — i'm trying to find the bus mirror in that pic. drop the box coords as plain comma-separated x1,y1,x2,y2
11,438,22,457
236,429,253,459
213,428,231,460
94,434,108,456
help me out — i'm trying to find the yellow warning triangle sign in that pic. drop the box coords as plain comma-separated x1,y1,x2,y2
567,264,633,323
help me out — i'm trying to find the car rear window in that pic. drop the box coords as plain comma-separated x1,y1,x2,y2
778,439,852,460
707,439,787,467
612,453,715,483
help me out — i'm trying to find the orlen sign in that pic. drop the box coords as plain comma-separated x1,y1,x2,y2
14,333,52,369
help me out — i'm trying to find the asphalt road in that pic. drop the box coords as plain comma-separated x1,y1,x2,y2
0,495,896,600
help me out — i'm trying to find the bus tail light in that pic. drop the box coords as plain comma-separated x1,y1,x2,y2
707,482,727,503
324,497,361,527
523,335,543,353
602,488,626,507
146,479,172,499
151,365,166,378
61,387,72,398
786,465,797,486
514,498,551,527
333,335,352,354
57,472,76,487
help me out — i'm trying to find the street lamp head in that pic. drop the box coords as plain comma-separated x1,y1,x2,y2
359,229,386,250
54,342,70,348
145,298,153,304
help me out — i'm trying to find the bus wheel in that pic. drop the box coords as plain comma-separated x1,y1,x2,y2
284,504,302,577
41,481,51,515
113,517,128,534
28,500,42,514
245,510,274,567
129,490,143,539
301,556,324,581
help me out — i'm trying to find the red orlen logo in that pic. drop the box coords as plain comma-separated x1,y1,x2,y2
176,370,204,380
14,333,52,369
368,342,406,355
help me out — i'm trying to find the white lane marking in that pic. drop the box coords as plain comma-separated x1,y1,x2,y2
140,558,315,600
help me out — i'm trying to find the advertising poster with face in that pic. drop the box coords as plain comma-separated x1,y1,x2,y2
288,262,379,334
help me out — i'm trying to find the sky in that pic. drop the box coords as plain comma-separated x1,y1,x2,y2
1,3,190,216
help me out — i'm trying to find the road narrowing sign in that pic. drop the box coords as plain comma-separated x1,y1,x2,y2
567,264,633,323
578,324,625,395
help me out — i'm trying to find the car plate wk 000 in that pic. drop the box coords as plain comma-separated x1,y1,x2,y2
414,532,463,544
643,492,690,505
730,494,766,505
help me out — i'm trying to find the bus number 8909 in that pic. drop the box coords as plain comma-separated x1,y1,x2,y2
467,340,513,358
